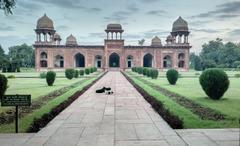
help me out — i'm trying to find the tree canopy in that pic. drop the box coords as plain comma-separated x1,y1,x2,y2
191,38,240,70
0,0,16,15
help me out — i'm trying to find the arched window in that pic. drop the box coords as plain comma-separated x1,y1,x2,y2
40,52,47,67
178,53,185,68
54,55,64,68
95,55,102,68
163,55,172,68
75,53,85,67
143,53,153,67
127,55,133,68
109,53,120,67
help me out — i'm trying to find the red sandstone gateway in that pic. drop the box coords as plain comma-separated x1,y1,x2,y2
34,14,191,71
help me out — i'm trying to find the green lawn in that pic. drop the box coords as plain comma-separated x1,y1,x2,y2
0,72,103,133
126,71,240,128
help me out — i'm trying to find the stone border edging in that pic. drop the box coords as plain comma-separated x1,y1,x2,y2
26,71,108,133
122,71,183,129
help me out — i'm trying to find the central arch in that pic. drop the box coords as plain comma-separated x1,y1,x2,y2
75,53,85,67
143,53,153,67
109,53,120,67
163,55,172,68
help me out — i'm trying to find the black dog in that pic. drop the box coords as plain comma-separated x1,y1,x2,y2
96,87,112,93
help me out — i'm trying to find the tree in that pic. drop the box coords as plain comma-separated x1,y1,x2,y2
0,0,16,15
194,55,202,71
219,42,240,67
8,44,35,68
138,39,145,46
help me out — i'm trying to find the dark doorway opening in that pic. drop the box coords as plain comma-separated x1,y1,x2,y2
75,53,85,67
143,54,153,67
109,53,120,67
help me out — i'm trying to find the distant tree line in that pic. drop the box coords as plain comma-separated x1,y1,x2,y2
190,38,240,71
0,44,35,72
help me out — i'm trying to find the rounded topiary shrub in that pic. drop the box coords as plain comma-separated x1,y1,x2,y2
85,68,90,75
46,71,56,86
0,74,8,99
65,69,75,80
146,68,151,77
143,67,148,76
166,69,179,85
79,70,84,76
40,72,46,78
199,69,229,100
74,70,79,78
150,69,159,79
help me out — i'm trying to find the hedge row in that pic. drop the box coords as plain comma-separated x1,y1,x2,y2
132,67,158,79
65,67,97,80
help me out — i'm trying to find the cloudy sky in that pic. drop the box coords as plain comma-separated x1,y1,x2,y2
0,0,240,53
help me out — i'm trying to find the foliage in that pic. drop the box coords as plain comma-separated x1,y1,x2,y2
143,67,148,76
0,74,8,99
74,70,79,78
0,0,16,15
150,69,158,79
138,39,145,46
65,69,75,80
79,70,84,76
7,75,15,78
202,59,216,70
85,68,90,75
199,69,229,100
46,71,56,86
39,72,46,78
166,69,179,85
137,67,143,74
233,61,240,68
234,73,240,78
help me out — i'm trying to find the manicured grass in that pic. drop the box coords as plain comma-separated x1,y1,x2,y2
0,73,102,133
126,71,239,128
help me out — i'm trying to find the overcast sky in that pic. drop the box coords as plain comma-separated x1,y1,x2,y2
0,0,240,54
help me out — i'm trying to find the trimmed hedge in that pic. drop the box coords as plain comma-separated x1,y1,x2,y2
79,70,84,76
39,72,46,79
65,69,75,80
46,71,56,86
199,68,229,100
85,68,90,75
74,70,79,78
166,69,178,85
132,67,159,79
150,69,158,79
0,74,8,99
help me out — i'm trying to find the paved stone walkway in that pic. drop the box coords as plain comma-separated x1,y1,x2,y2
0,72,239,146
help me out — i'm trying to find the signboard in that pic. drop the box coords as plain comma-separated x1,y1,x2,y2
1,95,31,106
1,94,31,133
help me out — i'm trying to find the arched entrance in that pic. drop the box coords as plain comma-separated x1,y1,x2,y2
109,53,120,67
143,53,153,67
95,55,102,68
178,53,185,68
40,52,47,67
127,55,133,68
163,55,172,68
54,55,64,68
75,53,85,67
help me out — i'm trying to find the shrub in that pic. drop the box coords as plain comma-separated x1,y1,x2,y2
146,68,151,77
16,67,20,72
199,69,229,100
46,71,56,86
143,67,148,76
85,68,90,75
93,67,97,72
0,74,8,99
7,75,15,79
39,72,46,78
138,67,143,74
90,67,94,73
234,73,240,78
79,70,84,76
65,69,75,80
166,69,179,85
74,70,79,78
150,69,158,79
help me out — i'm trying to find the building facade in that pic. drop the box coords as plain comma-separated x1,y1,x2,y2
34,14,191,71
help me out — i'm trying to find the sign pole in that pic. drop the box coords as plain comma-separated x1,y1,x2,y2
15,105,18,133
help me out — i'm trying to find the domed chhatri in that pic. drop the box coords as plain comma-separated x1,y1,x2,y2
107,24,122,30
37,14,54,30
172,16,188,32
53,33,61,40
66,34,78,46
151,36,162,46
